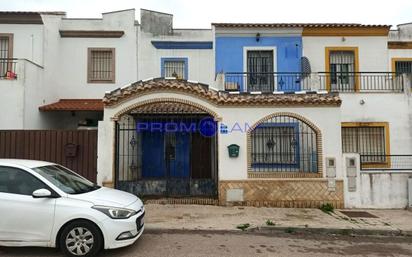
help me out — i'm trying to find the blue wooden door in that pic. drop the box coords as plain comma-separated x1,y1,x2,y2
141,131,165,178
168,132,190,178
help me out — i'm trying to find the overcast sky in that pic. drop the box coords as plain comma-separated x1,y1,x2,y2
2,0,412,28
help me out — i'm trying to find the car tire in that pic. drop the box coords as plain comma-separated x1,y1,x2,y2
59,220,103,257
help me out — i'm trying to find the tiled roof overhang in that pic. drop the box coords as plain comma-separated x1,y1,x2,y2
39,99,103,112
212,23,391,29
212,23,391,36
103,78,341,107
0,11,65,24
129,102,208,114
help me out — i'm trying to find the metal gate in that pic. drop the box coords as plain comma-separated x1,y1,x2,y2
115,114,218,197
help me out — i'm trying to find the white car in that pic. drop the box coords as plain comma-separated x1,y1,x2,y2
0,159,144,257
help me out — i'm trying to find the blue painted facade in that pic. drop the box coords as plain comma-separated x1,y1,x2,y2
215,36,302,91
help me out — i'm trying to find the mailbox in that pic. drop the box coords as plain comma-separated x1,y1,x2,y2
227,144,240,158
64,143,78,158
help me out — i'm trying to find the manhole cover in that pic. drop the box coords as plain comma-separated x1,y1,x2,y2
340,211,378,218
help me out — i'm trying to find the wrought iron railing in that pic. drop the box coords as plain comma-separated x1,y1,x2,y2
360,155,412,171
0,58,17,80
224,72,404,93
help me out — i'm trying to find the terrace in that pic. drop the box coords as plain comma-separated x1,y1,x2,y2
223,72,406,93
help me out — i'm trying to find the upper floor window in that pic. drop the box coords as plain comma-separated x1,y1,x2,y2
247,50,274,92
161,58,188,79
329,50,355,89
87,48,115,83
0,34,14,79
394,60,412,75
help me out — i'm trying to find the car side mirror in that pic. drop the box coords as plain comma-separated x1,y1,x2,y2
32,188,52,198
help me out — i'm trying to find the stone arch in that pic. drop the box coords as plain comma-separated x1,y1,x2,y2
246,112,323,178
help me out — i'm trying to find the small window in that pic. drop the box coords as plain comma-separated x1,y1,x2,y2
87,48,115,83
0,166,46,196
0,34,13,78
342,123,389,164
329,50,355,90
394,61,412,75
161,58,187,79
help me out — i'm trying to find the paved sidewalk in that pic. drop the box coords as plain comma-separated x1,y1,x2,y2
144,204,412,236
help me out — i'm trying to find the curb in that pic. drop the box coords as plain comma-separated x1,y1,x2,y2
144,226,412,237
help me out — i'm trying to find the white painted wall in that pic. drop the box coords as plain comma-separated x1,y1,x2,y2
0,24,43,64
0,22,45,129
0,10,139,129
340,92,412,154
52,10,138,99
138,29,214,86
343,154,411,208
302,36,389,72
97,90,342,184
0,76,24,129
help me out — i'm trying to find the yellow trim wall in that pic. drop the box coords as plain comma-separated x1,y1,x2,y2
341,122,390,168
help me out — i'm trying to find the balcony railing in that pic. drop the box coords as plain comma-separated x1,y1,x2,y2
360,155,412,171
0,58,18,80
224,72,404,93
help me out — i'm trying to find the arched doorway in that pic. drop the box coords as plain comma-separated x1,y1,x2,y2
114,100,218,197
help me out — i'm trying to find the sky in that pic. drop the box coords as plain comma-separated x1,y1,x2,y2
2,0,412,28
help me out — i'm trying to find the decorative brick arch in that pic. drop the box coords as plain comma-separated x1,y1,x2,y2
246,112,323,178
111,97,221,121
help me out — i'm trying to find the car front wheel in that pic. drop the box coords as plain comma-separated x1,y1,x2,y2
60,220,103,257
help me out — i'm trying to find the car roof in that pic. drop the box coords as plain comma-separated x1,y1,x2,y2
0,159,56,169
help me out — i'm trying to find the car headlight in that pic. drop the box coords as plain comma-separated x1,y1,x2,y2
92,205,137,219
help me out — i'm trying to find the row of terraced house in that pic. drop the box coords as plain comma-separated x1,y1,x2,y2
1,9,412,209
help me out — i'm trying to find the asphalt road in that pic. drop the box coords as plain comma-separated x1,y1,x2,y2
1,231,412,257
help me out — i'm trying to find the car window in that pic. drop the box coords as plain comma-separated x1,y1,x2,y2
33,165,100,194
0,166,47,196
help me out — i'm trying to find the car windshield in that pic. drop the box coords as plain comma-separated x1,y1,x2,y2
32,165,100,194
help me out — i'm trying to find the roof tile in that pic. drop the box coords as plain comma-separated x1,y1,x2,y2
39,99,103,112
103,78,341,107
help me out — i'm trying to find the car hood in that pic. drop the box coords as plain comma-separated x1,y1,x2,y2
68,187,140,208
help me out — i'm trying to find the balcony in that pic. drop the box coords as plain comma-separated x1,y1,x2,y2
223,72,405,93
0,58,18,80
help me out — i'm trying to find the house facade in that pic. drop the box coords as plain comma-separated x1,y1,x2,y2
1,9,412,208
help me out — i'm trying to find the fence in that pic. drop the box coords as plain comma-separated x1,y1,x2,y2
0,130,98,182
224,72,404,93
360,154,412,171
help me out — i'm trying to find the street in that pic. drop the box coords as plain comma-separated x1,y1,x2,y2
1,231,412,257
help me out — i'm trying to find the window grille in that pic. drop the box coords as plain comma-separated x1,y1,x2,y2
250,115,318,173
88,48,115,83
329,51,355,90
164,60,186,79
395,61,412,74
342,126,387,163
